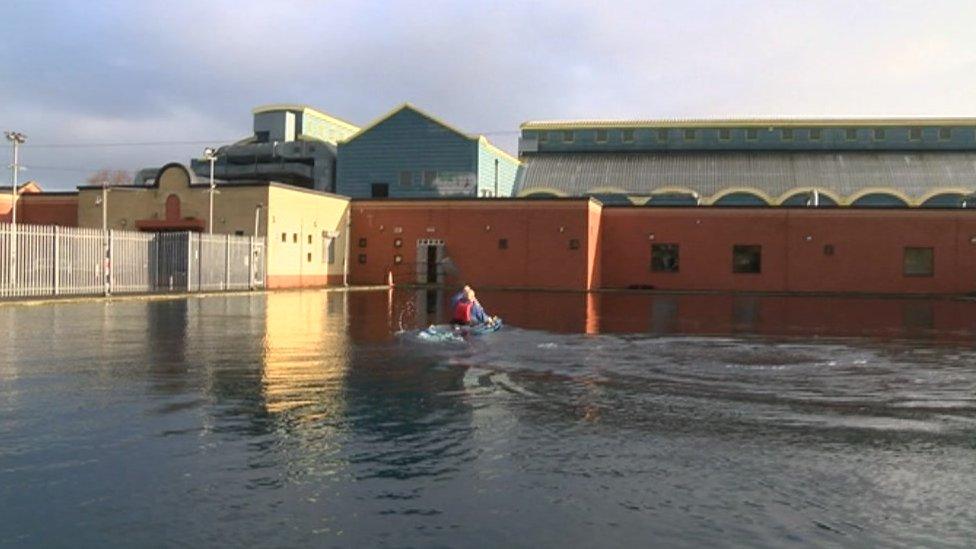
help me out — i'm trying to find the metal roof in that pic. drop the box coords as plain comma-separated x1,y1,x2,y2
521,116,976,130
516,151,976,201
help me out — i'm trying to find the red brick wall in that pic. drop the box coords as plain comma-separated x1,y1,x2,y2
600,208,976,295
349,200,596,290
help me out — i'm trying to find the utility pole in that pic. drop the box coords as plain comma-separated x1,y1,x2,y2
204,147,217,234
5,131,26,290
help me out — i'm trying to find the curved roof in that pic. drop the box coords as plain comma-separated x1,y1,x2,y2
516,151,976,203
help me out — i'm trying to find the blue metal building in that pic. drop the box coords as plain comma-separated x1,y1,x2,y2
516,117,976,207
336,104,520,198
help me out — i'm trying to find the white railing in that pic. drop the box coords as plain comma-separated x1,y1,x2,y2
0,222,265,299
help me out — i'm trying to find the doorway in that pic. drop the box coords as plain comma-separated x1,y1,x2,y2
416,239,445,284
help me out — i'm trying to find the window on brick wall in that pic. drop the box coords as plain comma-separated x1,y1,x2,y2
904,247,934,276
651,244,680,272
732,245,762,274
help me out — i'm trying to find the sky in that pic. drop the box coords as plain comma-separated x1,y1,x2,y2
2,0,976,190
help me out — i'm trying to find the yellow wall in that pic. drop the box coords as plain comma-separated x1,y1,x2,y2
266,185,349,282
75,164,351,287
77,165,270,235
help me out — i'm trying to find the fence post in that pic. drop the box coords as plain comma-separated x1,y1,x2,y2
186,232,193,293
224,234,230,291
53,226,60,296
108,229,115,295
248,236,255,290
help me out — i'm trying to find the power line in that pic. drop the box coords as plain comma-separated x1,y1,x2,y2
23,139,242,149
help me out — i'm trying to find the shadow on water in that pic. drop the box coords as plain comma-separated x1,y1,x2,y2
3,289,976,547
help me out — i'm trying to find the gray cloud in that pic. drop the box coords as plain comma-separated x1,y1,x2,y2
2,0,976,189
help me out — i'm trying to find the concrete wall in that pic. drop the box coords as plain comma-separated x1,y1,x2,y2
265,185,349,289
348,199,598,290
600,208,976,294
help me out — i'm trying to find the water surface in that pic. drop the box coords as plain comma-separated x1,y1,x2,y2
2,290,976,547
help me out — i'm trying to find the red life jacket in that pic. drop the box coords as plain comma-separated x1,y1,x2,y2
453,300,474,324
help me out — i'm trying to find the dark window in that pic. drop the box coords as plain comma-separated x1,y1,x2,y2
398,171,412,187
733,245,762,273
810,128,822,140
371,183,389,198
393,237,403,248
874,128,885,140
235,230,244,236
358,253,367,264
307,234,312,244
498,238,508,250
292,233,297,243
358,238,367,248
718,129,731,141
255,131,270,142
563,130,574,143
538,132,549,144
423,170,437,187
846,129,858,141
657,129,668,142
327,238,336,264
569,238,580,250
307,252,312,263
823,244,835,256
746,128,758,140
781,128,794,141
651,243,679,272
904,247,934,276
595,130,608,143
939,128,952,140
683,129,696,141
909,128,922,141
623,129,636,143
281,233,287,242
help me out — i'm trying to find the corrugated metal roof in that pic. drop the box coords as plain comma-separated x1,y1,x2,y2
516,151,976,201
521,117,976,130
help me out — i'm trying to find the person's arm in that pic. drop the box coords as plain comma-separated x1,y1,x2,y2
470,302,488,324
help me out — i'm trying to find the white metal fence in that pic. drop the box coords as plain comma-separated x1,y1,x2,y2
0,222,265,299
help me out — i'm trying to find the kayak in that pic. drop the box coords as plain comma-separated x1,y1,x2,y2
419,319,503,342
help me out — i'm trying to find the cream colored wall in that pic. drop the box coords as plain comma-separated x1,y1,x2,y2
77,166,270,235
266,186,349,279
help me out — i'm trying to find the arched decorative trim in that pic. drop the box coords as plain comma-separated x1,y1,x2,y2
704,187,774,206
843,187,914,207
916,187,973,207
649,186,700,198
774,187,843,206
517,186,569,198
584,186,631,196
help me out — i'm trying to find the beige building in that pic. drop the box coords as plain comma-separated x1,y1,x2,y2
76,163,350,288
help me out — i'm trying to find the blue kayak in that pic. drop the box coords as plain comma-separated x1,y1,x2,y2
419,319,503,342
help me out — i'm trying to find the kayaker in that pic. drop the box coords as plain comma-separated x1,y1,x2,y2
451,285,496,326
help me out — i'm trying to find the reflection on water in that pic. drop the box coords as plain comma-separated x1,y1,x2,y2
2,289,976,547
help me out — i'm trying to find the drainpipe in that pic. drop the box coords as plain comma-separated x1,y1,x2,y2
342,208,351,287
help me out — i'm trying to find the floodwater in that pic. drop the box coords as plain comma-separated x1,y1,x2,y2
3,289,976,548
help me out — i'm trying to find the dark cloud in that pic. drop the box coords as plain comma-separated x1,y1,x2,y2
2,0,976,189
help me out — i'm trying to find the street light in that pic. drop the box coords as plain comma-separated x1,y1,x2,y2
94,182,140,296
204,147,218,234
5,131,26,289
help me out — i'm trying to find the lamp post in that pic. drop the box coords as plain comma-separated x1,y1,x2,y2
5,131,26,290
251,203,263,289
204,147,217,234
